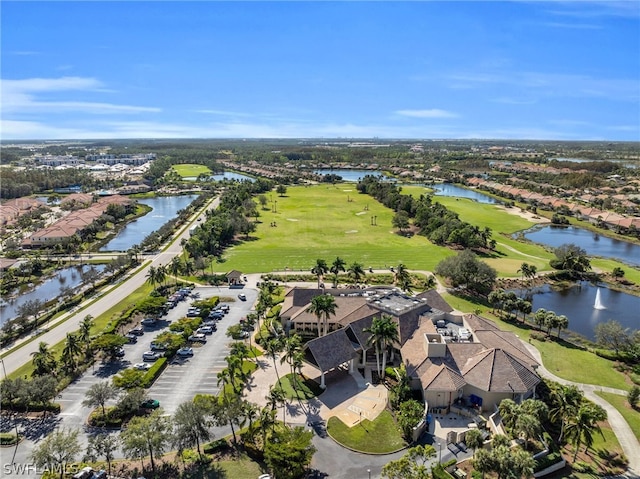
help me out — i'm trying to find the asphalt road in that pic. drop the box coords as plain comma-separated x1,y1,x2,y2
1,197,218,376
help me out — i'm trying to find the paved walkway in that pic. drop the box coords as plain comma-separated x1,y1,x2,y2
523,342,640,477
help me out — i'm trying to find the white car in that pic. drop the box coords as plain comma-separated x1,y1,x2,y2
188,333,207,343
133,363,151,371
197,326,214,335
176,347,194,357
142,351,161,361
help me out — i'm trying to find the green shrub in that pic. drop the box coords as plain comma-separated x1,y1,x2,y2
630,373,640,386
471,471,482,479
141,357,168,388
442,458,457,468
170,316,202,334
0,432,18,445
572,461,595,474
267,304,281,319
432,464,455,479
203,438,229,455
534,452,563,472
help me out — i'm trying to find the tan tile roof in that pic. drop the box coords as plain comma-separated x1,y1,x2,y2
461,348,540,393
422,364,466,392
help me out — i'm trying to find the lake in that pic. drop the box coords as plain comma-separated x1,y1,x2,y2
429,183,499,204
523,225,640,267
0,264,106,326
314,169,382,182
100,195,198,251
184,172,254,182
519,283,640,341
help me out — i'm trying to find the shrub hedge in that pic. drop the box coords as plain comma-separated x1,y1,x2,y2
141,357,168,388
0,432,19,445
203,438,229,455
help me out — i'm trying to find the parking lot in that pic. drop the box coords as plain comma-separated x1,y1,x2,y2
145,286,258,414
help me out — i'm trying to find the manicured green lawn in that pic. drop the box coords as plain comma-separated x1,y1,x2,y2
218,184,555,276
326,410,406,453
595,391,640,441
591,258,640,286
172,163,212,178
277,373,324,400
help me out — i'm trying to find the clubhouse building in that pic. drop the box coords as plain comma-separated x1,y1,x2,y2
283,286,540,412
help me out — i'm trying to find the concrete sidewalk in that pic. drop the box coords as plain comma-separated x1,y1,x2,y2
523,342,640,477
242,353,388,427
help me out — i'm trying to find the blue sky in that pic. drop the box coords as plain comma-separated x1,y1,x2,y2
2,1,639,141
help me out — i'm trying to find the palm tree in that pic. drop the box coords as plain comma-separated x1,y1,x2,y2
465,428,484,458
394,263,412,293
330,256,346,288
555,314,569,338
264,337,284,385
307,294,337,337
172,400,212,459
266,386,287,425
61,333,82,372
156,264,167,286
78,315,94,359
82,381,120,419
258,406,277,449
565,403,607,461
347,261,366,285
515,413,541,450
498,398,519,433
145,266,158,288
311,258,329,288
364,315,399,379
533,308,547,331
169,257,182,285
549,384,583,442
31,341,57,377
517,262,531,282
281,334,303,393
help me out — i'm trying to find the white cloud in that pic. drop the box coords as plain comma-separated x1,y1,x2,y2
447,71,640,102
394,109,459,119
1,76,160,115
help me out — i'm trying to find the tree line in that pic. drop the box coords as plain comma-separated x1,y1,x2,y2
356,176,495,250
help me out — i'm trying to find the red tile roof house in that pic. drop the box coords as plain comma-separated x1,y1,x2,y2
286,287,540,410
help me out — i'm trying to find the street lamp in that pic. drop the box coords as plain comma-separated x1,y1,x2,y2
367,469,371,479
436,442,442,463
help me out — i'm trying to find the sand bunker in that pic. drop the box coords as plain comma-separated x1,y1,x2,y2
287,218,299,221
345,230,358,234
356,211,367,216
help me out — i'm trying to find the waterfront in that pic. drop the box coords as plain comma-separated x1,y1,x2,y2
429,183,499,204
0,264,106,326
517,282,640,341
100,195,198,251
523,225,640,267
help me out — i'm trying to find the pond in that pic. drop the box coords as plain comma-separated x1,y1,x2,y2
100,195,198,251
522,225,640,267
0,264,106,326
518,283,640,341
429,183,499,204
314,169,383,182
183,172,255,182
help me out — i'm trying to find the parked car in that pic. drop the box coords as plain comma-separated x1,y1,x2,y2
197,326,214,335
125,333,138,344
129,326,144,336
142,351,161,361
72,467,94,479
114,347,125,358
208,310,223,320
176,347,194,357
141,318,157,326
140,399,160,409
202,321,218,331
133,363,151,371
150,342,167,351
188,333,207,343
220,304,230,312
93,471,107,479
237,293,247,301
186,308,201,317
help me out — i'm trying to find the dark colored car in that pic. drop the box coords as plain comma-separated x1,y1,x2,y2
140,399,160,409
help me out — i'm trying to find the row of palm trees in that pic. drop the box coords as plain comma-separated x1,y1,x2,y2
145,257,196,289
310,257,419,293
